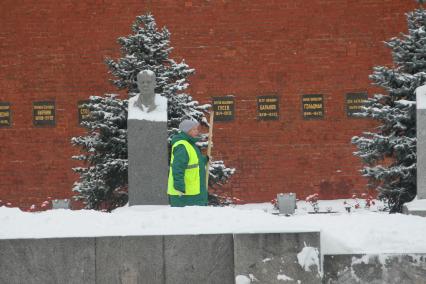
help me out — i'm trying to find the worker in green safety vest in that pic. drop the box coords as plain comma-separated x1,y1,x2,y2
168,119,209,207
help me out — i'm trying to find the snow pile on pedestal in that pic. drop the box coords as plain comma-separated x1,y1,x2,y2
128,94,167,121
1,203,426,254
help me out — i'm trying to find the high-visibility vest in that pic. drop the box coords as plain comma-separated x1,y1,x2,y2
167,140,201,196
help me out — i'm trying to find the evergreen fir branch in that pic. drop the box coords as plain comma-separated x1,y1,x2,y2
351,7,425,212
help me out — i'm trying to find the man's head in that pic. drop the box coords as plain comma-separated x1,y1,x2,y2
136,70,156,94
179,119,200,138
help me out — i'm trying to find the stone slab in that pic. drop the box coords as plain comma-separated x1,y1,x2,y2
323,254,426,284
402,206,426,217
5,234,426,284
96,236,164,284
417,109,426,199
233,232,321,283
0,238,95,284
164,234,234,284
128,119,168,205
405,209,426,217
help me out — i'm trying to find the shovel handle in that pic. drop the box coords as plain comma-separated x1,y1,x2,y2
206,111,214,189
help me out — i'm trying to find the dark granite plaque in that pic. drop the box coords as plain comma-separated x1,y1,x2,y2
346,92,368,118
33,101,55,127
257,95,279,120
213,96,235,122
77,100,91,125
302,94,324,120
0,102,11,127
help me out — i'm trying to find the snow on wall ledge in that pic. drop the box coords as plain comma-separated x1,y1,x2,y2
1,203,426,255
128,94,167,121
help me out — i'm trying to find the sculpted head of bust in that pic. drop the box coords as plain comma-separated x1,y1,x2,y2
135,70,157,112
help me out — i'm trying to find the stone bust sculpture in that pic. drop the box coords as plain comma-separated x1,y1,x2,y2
134,69,157,112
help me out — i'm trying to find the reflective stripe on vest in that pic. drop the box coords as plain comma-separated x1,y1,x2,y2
167,140,201,196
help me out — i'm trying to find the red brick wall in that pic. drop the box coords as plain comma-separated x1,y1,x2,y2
0,0,417,209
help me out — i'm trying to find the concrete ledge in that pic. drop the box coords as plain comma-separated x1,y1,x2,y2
0,238,95,284
234,232,321,283
164,234,234,284
96,236,164,284
12,234,426,284
0,234,235,284
97,234,234,284
324,254,426,284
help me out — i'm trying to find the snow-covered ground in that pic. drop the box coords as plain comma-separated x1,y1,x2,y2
1,199,426,255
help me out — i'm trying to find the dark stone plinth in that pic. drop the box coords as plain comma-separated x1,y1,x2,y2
417,108,426,199
128,119,168,205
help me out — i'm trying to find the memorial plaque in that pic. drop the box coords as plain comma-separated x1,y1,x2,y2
302,94,324,120
0,102,11,127
33,101,55,127
77,100,92,125
257,95,279,120
212,96,235,122
346,92,368,118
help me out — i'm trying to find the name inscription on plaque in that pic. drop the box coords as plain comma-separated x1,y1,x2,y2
257,95,279,120
78,100,91,125
0,102,11,127
213,96,235,122
346,93,368,118
33,101,56,127
302,94,324,119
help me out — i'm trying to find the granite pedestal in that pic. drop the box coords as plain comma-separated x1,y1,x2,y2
128,94,168,205
403,85,426,216
128,119,168,205
417,106,426,200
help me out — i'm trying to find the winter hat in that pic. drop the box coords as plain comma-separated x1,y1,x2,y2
179,119,200,133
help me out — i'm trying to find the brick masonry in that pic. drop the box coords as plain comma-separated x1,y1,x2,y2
0,0,417,209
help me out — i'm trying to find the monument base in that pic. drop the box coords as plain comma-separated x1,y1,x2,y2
402,198,426,217
127,93,168,206
128,119,168,205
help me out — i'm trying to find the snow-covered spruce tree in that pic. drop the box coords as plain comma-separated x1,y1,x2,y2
72,13,235,210
72,95,128,210
351,2,426,213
